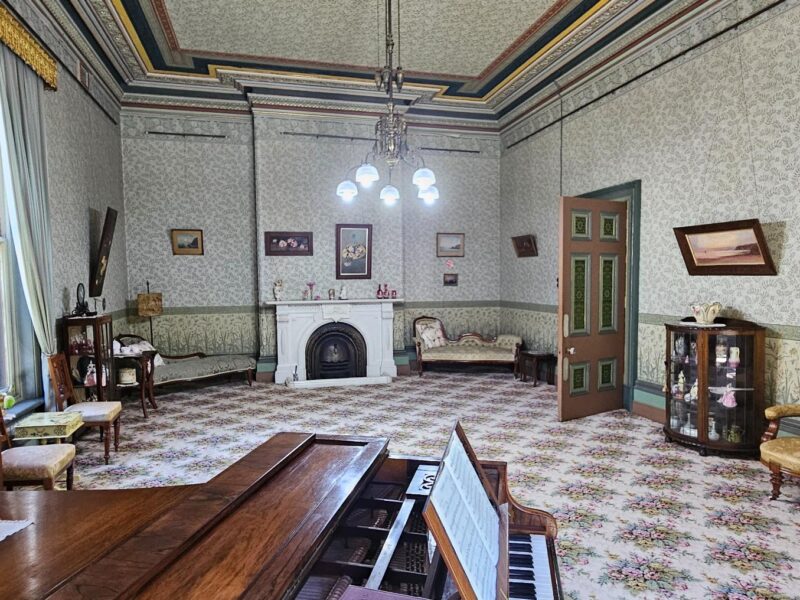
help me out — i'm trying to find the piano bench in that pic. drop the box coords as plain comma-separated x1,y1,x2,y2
515,351,556,386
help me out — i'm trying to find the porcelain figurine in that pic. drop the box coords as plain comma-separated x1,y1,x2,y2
715,340,728,364
720,384,737,408
328,288,336,300
339,285,348,300
728,346,740,368
674,336,686,357
708,417,720,441
302,288,309,301
677,370,686,392
690,301,722,324
273,279,284,301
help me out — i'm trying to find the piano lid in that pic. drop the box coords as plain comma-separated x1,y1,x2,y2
1,433,388,600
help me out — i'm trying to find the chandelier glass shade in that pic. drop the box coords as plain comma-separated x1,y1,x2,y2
335,0,438,206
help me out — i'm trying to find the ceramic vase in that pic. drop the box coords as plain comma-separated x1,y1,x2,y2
728,346,740,368
708,417,720,441
690,302,722,324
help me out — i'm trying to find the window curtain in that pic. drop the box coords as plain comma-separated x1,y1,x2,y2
0,46,56,408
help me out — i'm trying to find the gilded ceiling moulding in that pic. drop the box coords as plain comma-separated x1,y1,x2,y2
0,5,57,89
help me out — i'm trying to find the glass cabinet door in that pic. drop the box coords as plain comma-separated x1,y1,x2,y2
667,330,699,438
706,333,755,446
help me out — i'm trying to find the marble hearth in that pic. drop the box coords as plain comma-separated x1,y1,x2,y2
266,299,402,387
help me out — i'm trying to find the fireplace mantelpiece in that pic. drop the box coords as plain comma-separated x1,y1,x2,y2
266,299,402,386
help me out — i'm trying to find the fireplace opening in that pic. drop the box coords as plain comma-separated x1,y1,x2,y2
306,323,367,380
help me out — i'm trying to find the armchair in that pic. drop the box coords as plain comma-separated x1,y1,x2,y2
760,403,800,500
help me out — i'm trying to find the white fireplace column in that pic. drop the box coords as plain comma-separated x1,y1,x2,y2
267,299,402,386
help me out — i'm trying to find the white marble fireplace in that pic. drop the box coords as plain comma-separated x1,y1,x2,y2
266,299,401,387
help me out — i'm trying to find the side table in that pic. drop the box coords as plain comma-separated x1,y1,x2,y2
515,351,557,386
12,411,83,443
114,352,158,418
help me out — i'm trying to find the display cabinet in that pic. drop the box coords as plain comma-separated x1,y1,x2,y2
60,314,114,403
664,317,765,456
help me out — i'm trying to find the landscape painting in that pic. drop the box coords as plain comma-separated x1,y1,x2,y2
436,233,465,257
171,229,204,256
674,219,776,275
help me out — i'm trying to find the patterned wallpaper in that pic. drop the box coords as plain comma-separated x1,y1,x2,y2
121,113,256,308
43,72,127,315
499,3,800,404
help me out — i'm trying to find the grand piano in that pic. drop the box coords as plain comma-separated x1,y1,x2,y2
0,431,562,599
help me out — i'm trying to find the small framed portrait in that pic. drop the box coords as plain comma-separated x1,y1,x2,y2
336,224,373,279
436,233,465,257
265,231,313,256
512,234,538,257
171,229,204,255
443,273,459,286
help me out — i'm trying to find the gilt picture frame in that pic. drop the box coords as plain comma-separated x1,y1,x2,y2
336,224,372,279
171,229,204,256
673,219,776,276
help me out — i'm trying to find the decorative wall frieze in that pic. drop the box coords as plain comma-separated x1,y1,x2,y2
120,111,252,144
0,4,57,88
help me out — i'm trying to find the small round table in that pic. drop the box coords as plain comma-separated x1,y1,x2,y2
515,351,556,386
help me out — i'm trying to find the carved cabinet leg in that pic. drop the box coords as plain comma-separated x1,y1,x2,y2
769,465,783,500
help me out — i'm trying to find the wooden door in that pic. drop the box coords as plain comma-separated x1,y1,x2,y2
558,196,627,421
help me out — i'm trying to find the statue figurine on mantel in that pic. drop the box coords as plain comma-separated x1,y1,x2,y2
339,285,348,300
273,279,284,301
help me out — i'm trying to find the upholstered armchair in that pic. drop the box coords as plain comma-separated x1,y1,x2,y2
413,316,522,376
760,403,800,500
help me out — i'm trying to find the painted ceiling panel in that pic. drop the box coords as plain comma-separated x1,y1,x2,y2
160,0,555,77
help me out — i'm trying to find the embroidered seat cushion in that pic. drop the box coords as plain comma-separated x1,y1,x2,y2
65,401,122,422
422,345,515,362
761,437,800,472
416,321,447,350
2,444,75,481
154,355,256,385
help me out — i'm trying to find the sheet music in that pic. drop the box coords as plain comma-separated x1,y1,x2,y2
0,519,32,543
430,431,499,600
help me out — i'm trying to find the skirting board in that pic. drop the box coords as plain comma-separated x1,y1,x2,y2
284,376,392,389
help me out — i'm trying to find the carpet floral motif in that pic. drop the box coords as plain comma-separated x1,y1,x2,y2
68,372,799,599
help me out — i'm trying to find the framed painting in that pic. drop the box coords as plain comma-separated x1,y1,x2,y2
265,231,313,256
336,224,372,279
511,234,538,257
443,273,459,287
674,219,776,276
171,229,204,256
436,233,465,257
89,207,117,297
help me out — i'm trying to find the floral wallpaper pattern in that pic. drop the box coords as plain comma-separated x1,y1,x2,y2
121,113,256,308
44,74,128,314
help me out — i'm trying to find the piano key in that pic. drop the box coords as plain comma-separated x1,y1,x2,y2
509,581,537,599
508,534,554,600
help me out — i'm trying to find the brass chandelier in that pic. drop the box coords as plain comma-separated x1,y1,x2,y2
336,0,438,206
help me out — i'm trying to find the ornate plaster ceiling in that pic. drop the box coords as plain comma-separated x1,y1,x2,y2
55,0,757,127
160,0,555,78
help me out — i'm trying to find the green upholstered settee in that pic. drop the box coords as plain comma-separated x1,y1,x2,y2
413,316,522,376
115,335,255,388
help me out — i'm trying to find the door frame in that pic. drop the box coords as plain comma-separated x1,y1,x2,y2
576,180,641,411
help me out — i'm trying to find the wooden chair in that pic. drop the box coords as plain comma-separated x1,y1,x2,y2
48,353,122,465
760,403,800,500
0,410,75,490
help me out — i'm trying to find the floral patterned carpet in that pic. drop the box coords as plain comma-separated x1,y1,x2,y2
71,372,800,600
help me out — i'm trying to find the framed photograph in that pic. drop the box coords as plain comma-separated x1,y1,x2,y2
336,224,372,279
512,234,538,257
437,233,465,257
443,273,459,286
171,229,204,256
674,219,776,276
265,231,313,256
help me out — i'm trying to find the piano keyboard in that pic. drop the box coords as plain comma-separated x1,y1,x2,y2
508,533,554,600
